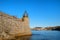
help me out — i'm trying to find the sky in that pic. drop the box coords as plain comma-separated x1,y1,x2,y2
0,0,60,28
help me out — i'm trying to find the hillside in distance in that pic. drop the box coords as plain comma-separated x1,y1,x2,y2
32,26,60,31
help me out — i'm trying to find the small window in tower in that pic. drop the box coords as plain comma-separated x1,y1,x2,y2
22,18,24,22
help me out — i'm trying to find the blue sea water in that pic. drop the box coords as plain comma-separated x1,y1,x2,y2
31,30,60,40
16,30,60,40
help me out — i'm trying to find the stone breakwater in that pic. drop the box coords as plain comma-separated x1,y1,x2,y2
0,12,32,40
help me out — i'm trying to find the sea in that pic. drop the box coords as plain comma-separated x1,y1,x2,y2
15,30,60,40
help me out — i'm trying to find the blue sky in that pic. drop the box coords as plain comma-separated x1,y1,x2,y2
0,0,60,28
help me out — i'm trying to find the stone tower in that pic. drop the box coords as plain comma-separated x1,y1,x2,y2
22,11,29,25
22,11,31,35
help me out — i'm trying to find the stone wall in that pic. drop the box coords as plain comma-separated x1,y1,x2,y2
0,12,31,39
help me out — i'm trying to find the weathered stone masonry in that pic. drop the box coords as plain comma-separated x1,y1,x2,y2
0,11,31,39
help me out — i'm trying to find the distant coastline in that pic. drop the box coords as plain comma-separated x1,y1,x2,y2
32,26,60,31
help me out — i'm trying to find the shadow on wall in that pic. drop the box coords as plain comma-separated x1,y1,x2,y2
12,36,31,40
